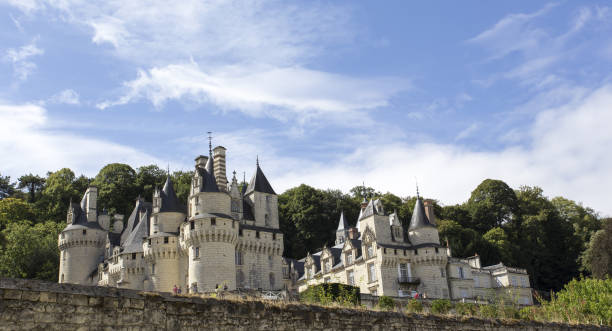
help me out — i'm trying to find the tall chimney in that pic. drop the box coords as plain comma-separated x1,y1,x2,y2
213,146,228,191
423,199,436,225
348,227,359,240
85,186,97,223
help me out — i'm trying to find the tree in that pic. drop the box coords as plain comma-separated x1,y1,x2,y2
171,170,193,206
36,168,90,222
91,163,137,217
551,197,601,250
440,204,471,228
581,218,612,279
0,220,63,281
437,219,499,266
17,174,45,203
0,173,15,199
482,227,514,265
136,165,167,201
466,179,519,232
0,198,36,230
349,185,379,201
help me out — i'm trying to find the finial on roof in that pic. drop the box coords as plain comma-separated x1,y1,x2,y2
243,171,246,183
232,170,237,179
207,131,213,156
415,178,420,199
256,155,259,167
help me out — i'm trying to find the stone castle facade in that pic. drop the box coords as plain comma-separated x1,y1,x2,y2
58,145,284,293
289,197,534,305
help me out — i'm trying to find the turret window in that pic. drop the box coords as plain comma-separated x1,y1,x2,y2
82,229,87,235
164,237,169,244
194,247,200,259
190,221,195,230
235,251,243,265
256,231,260,239
132,253,136,260
211,217,216,226
345,251,353,265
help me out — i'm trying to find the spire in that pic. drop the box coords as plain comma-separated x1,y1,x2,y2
199,156,220,193
415,178,420,199
245,158,276,195
207,131,213,156
337,211,348,231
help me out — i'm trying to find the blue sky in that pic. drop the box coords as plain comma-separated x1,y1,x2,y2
1,0,611,215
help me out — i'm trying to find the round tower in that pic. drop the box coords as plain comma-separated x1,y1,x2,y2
182,152,237,292
58,187,106,285
143,234,181,292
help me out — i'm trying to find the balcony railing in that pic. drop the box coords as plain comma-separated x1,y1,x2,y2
398,276,420,284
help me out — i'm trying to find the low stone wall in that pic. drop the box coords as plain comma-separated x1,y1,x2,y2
0,278,608,331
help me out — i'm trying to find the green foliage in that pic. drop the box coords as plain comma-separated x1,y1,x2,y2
581,219,612,279
377,295,395,310
0,220,63,280
0,173,16,199
405,299,423,313
92,163,137,217
299,283,360,306
17,174,45,203
478,304,498,319
136,165,167,201
430,299,452,315
438,220,500,266
171,170,192,205
454,302,477,316
0,198,36,230
466,179,518,232
36,168,90,222
525,278,612,325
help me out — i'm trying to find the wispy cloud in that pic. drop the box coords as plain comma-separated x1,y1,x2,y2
0,102,161,178
3,38,44,81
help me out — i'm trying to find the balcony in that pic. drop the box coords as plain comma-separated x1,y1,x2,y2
398,276,420,284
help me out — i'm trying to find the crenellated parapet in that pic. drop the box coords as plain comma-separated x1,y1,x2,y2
236,238,282,256
58,232,105,250
143,236,181,261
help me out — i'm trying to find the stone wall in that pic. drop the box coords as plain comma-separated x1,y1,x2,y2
0,278,607,331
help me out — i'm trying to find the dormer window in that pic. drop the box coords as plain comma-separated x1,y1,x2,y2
367,245,374,259
346,251,353,265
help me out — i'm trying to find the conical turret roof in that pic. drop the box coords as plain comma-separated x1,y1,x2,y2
199,156,220,192
245,163,276,195
337,211,348,231
408,197,435,230
159,176,185,212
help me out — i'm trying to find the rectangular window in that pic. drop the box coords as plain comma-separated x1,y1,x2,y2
190,221,195,230
414,249,418,255
269,255,274,268
164,237,169,244
195,196,199,205
368,263,377,282
256,231,260,238
235,251,243,265
440,267,446,278
211,217,216,226
132,253,136,260
272,233,276,240
403,250,406,256
394,249,397,255
435,247,439,254
347,270,355,285
194,247,200,259
367,245,374,258
474,276,480,288
460,288,468,298
346,251,353,265
239,229,243,236
82,229,87,235
152,263,156,275
458,266,465,279
512,276,518,287
371,289,377,296
521,276,528,288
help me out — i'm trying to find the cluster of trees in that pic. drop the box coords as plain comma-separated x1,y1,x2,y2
1,166,610,292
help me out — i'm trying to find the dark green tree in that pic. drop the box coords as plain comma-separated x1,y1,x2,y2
0,198,36,230
36,168,90,222
581,218,612,279
136,165,167,201
0,173,15,199
172,170,193,205
466,179,519,232
0,220,63,281
91,163,137,217
437,219,499,266
551,197,601,250
349,185,379,201
17,174,45,203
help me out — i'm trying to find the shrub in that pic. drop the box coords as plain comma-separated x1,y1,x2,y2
519,306,537,321
299,283,360,306
378,296,395,311
478,304,498,319
455,302,477,316
431,299,452,315
406,299,423,313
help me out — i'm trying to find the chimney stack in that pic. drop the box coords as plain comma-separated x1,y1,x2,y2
85,186,98,223
213,146,228,191
348,227,359,240
195,155,208,168
423,199,436,225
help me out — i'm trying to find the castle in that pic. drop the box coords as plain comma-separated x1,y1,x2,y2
58,144,284,293
58,143,533,305
288,196,534,305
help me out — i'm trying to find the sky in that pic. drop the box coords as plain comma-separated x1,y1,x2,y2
1,0,611,216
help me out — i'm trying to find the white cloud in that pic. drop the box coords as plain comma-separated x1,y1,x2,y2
210,84,612,216
49,89,80,105
0,102,161,179
97,63,409,122
3,39,44,81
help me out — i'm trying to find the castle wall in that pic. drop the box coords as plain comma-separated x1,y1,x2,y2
58,228,105,285
408,227,440,245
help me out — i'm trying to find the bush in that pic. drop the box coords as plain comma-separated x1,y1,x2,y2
519,306,537,321
478,304,498,319
378,296,395,310
431,299,452,315
406,299,423,313
455,302,477,316
299,283,360,306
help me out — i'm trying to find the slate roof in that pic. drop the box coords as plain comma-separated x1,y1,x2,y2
242,199,255,221
159,176,186,213
245,164,276,195
408,197,436,230
63,201,103,231
121,198,152,245
122,208,150,253
195,156,220,193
